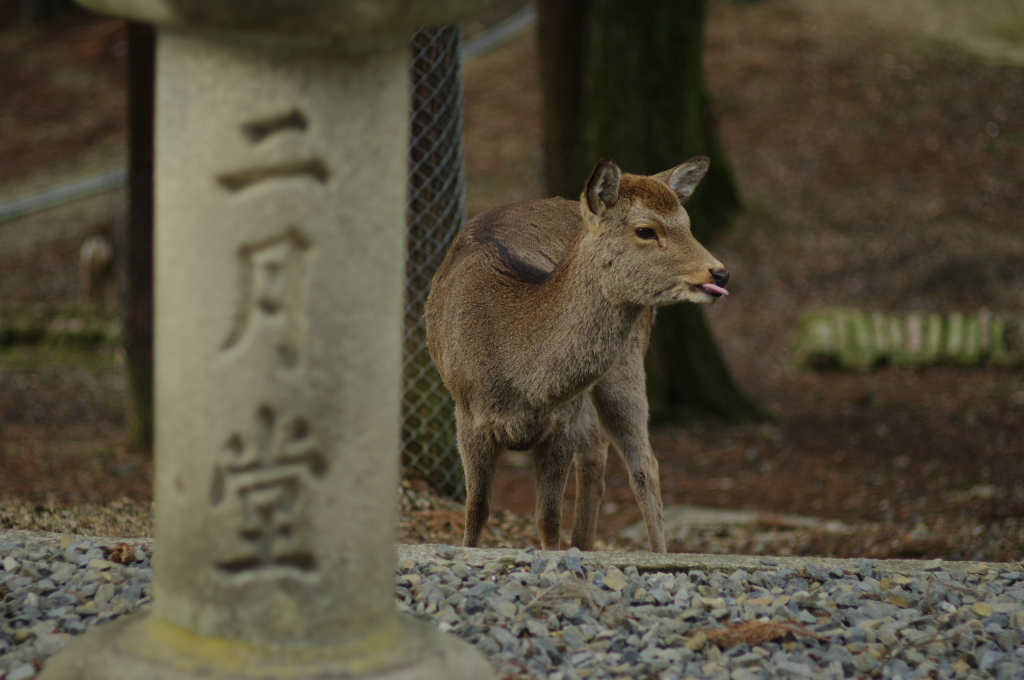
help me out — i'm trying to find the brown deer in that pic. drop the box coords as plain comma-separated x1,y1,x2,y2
425,157,729,552
79,221,115,319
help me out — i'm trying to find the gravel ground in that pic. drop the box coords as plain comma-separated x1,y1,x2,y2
0,536,152,680
2,535,1023,680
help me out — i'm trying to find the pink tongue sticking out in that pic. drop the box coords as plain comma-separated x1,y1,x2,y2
701,283,730,296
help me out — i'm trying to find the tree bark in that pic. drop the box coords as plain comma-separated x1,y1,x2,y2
577,0,768,423
20,0,77,24
581,0,738,243
123,21,156,448
646,304,767,423
536,0,590,199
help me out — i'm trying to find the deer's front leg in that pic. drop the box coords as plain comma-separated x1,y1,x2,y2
532,426,578,550
592,352,666,553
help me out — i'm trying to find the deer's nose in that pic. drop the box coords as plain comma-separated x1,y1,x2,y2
711,270,730,288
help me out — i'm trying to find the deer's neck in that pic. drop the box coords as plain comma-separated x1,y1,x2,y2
519,234,643,402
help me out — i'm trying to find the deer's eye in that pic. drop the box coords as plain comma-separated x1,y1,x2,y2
635,227,657,240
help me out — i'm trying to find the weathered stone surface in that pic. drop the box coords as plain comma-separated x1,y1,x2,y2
40,613,495,680
36,1,492,679
145,29,412,647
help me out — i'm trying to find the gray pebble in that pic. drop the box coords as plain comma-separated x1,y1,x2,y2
4,538,1024,680
7,664,37,680
562,548,583,573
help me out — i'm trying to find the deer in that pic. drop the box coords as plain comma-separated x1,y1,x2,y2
79,221,116,319
424,157,730,553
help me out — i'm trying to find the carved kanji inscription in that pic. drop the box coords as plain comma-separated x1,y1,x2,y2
240,109,309,143
217,109,330,192
210,405,327,575
222,227,311,369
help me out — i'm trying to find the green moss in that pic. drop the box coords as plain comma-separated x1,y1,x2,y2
991,17,1024,45
796,309,1024,371
0,343,119,370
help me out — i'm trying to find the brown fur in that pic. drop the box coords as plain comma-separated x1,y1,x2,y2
618,175,680,215
425,157,727,552
79,222,115,318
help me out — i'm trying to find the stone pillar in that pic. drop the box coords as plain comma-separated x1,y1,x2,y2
41,2,493,679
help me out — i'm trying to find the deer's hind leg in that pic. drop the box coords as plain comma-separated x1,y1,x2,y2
457,409,499,547
570,395,610,551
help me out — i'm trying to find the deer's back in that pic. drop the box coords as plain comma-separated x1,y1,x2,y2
427,196,584,360
448,197,581,285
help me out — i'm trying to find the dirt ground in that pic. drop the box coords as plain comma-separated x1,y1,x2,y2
1,1,1022,562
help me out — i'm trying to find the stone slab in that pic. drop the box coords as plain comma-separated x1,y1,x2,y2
621,505,849,544
3,530,1014,578
397,544,1019,578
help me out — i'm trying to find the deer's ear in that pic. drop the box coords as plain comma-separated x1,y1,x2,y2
583,157,621,217
655,156,710,205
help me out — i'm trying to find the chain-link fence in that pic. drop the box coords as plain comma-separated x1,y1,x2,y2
403,25,467,499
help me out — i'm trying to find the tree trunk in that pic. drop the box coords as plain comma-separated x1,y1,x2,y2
579,0,768,423
536,0,590,199
123,22,156,448
581,0,738,243
20,0,77,24
646,304,767,423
